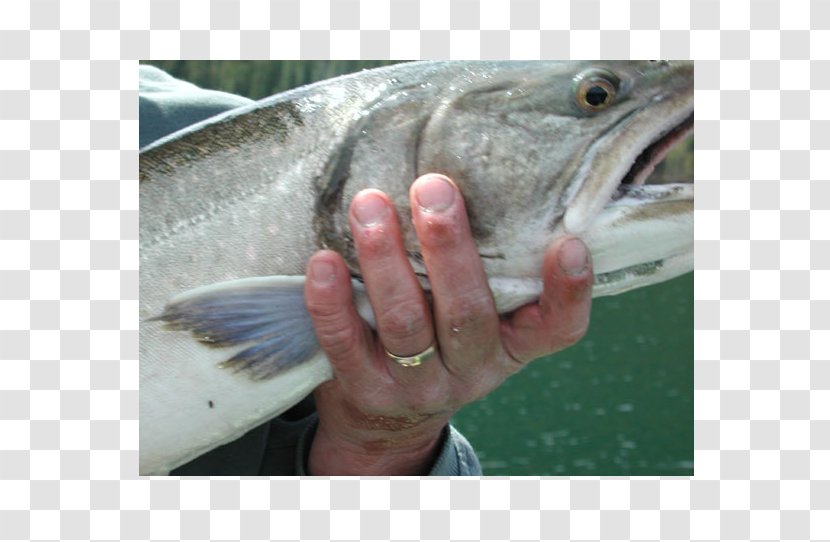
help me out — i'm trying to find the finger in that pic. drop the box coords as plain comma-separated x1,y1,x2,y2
501,236,593,365
349,189,436,371
304,250,374,380
409,174,500,373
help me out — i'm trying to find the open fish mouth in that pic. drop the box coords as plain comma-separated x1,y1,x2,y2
583,109,694,296
619,112,694,188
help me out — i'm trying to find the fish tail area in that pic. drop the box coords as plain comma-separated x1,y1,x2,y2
148,276,321,381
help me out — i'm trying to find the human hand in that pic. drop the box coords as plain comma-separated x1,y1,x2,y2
303,174,593,475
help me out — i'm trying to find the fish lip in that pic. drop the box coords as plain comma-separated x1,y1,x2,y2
618,112,694,188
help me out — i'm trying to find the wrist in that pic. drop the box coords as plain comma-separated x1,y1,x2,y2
308,416,449,476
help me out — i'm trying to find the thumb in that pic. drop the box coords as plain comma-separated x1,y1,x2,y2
501,236,593,364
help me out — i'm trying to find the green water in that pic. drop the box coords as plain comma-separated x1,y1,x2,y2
452,273,693,476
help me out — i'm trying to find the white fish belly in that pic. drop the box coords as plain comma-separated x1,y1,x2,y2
139,185,323,475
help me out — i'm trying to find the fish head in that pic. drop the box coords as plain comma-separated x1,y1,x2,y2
414,60,693,299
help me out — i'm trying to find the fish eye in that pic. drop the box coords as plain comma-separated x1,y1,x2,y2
574,70,619,112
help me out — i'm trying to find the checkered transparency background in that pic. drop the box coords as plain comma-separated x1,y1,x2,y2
0,0,828,540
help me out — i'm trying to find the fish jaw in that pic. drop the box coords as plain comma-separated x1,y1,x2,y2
484,182,692,310
582,182,693,297
557,62,694,296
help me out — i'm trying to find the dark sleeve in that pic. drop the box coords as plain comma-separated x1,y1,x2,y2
139,64,254,149
171,395,318,477
426,425,483,476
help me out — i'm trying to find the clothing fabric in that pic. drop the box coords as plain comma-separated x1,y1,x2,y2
139,64,482,476
139,64,254,149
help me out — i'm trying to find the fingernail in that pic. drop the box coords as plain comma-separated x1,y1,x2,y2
310,259,336,284
415,175,455,213
354,191,389,227
559,238,589,276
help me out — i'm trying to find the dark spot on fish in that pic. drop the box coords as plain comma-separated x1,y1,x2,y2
208,400,214,408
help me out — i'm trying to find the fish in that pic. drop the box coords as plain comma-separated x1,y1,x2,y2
139,61,694,475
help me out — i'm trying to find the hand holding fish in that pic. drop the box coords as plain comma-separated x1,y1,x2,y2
304,174,593,475
139,61,693,475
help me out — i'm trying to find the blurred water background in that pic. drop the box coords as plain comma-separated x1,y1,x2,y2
141,60,693,476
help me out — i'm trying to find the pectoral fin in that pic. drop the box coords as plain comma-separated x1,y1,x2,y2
148,276,320,381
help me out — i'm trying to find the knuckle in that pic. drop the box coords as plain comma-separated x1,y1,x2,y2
444,292,494,333
315,317,362,360
377,304,430,344
305,295,342,320
305,297,365,360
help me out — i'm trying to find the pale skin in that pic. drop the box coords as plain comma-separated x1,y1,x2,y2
303,174,594,475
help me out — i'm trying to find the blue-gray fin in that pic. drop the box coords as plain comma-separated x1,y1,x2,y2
148,276,319,381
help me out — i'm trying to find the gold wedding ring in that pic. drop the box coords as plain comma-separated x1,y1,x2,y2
385,343,437,368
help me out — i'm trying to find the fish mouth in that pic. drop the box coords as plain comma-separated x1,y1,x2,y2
563,95,694,236
618,112,694,188
581,108,694,297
